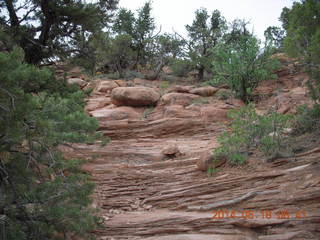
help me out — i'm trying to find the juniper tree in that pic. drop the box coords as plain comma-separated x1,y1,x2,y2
0,47,105,240
0,0,118,64
186,8,226,80
281,0,320,102
212,34,279,103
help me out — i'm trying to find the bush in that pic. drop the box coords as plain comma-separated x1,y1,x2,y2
0,48,103,239
213,105,293,165
216,90,232,100
212,35,279,103
123,70,144,80
294,104,320,134
170,59,192,77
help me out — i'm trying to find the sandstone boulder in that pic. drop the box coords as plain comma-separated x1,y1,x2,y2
111,87,160,107
161,144,182,158
90,106,141,120
67,78,87,88
95,80,119,93
114,79,127,87
160,93,199,106
168,85,193,93
196,151,226,171
196,151,213,171
85,97,111,112
189,86,219,97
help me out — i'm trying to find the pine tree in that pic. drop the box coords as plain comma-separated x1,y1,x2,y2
0,0,118,64
186,8,226,80
0,48,105,239
281,0,320,102
212,34,279,103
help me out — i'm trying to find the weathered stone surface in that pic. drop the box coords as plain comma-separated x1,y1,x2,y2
168,85,193,93
200,106,229,122
163,105,200,118
95,80,119,93
90,106,141,120
61,66,320,240
196,151,213,171
67,78,87,88
190,86,219,96
111,87,160,107
85,97,111,112
160,93,199,106
161,144,182,157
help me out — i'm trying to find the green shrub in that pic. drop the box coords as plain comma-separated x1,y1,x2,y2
212,35,279,103
123,70,144,80
161,74,179,82
105,72,120,79
160,81,170,90
0,48,103,239
170,59,192,77
294,104,320,134
216,90,232,100
213,105,293,165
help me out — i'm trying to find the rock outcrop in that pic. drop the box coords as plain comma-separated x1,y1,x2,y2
111,87,161,107
67,78,87,88
190,86,219,96
160,92,199,106
62,72,320,240
95,80,119,93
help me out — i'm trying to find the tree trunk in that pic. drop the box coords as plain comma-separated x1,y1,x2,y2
198,66,205,81
146,58,166,80
239,78,248,103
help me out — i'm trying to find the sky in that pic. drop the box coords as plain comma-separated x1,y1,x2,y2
118,0,294,41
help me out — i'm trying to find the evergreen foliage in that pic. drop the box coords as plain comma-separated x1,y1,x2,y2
281,0,320,103
213,105,293,165
211,34,279,102
0,0,118,64
0,48,104,239
186,8,226,80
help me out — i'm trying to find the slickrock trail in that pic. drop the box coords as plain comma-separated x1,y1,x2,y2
64,63,320,239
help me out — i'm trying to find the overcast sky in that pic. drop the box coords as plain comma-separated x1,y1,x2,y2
119,0,294,41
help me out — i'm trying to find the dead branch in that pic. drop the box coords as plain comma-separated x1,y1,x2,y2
187,190,280,211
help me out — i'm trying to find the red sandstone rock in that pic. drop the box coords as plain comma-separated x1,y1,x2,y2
111,87,160,107
189,86,219,97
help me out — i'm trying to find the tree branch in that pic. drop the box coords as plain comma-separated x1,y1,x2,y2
4,0,19,27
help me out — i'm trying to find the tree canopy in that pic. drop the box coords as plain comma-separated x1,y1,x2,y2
281,0,320,102
0,0,118,64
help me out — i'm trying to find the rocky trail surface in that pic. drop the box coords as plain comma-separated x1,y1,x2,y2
63,58,320,240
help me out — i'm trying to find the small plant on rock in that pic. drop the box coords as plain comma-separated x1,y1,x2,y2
213,105,293,165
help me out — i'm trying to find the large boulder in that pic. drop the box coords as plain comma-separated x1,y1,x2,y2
90,106,141,120
95,80,119,93
160,93,199,106
111,87,160,107
85,97,111,112
67,78,87,88
190,86,219,97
